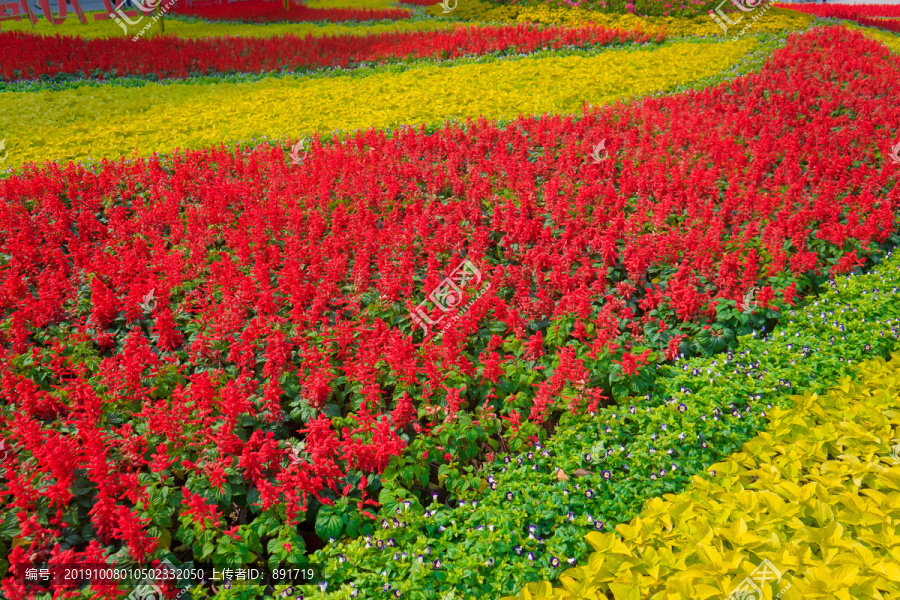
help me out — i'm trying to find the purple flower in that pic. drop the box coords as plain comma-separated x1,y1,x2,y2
602,470,611,480
433,559,442,569
376,540,385,550
550,556,560,567
678,403,687,412
585,489,594,499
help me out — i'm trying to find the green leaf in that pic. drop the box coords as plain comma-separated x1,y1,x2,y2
315,508,343,541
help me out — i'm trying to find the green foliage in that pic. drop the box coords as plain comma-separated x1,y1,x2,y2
307,248,900,600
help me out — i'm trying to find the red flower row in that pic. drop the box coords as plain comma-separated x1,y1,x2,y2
781,3,900,18
169,0,411,23
0,23,656,82
0,26,898,579
819,13,900,34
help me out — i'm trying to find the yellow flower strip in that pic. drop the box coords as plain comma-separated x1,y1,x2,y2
1,10,456,39
506,354,900,600
640,7,815,38
426,1,814,38
0,38,753,168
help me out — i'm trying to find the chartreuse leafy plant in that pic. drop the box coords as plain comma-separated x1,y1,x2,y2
306,251,900,599
424,0,814,38
0,11,457,40
509,352,900,600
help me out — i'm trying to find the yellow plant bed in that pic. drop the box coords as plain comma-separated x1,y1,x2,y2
426,0,813,38
0,38,752,168
516,6,651,29
506,354,900,600
424,0,520,23
647,7,814,38
0,10,456,39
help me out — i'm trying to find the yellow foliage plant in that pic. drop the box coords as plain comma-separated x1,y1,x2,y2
506,353,900,600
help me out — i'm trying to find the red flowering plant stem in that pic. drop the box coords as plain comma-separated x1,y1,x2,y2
0,25,899,583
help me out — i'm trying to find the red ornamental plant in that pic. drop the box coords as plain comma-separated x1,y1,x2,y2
0,26,898,584
168,1,412,23
0,24,655,83
781,3,900,18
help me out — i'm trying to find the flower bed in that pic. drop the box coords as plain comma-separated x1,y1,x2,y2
510,346,900,599
0,23,656,82
308,243,900,599
834,15,900,35
0,12,456,40
0,37,741,166
781,3,900,19
168,1,412,23
1,19,899,600
424,0,813,38
0,21,897,596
